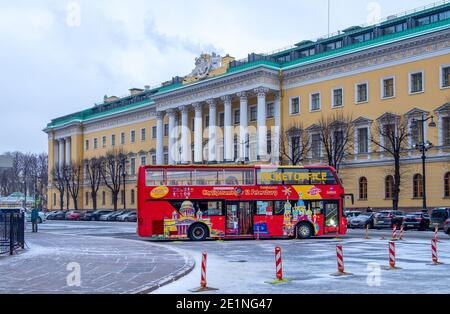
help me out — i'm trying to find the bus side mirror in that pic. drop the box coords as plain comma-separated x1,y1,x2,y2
341,194,355,205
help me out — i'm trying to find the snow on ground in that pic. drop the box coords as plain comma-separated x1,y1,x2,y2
155,234,450,294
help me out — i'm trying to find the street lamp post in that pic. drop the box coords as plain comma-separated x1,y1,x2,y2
412,115,437,211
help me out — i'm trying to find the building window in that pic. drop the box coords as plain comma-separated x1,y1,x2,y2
191,118,195,131
250,106,257,122
130,157,136,175
141,156,147,166
85,192,89,206
151,126,157,139
267,131,272,155
234,109,240,124
111,134,116,146
102,136,107,148
413,174,424,198
141,128,146,141
356,83,368,103
290,97,300,115
53,193,56,206
164,124,169,137
325,40,343,51
441,65,450,88
130,189,135,205
267,103,275,118
234,135,238,160
359,177,368,200
411,119,424,148
382,77,395,98
445,172,450,198
443,116,450,146
311,133,322,159
218,112,224,127
164,154,169,165
357,128,369,154
332,88,343,108
120,190,125,205
85,140,89,151
102,191,106,206
410,72,424,94
93,138,98,150
352,32,372,43
385,176,394,199
130,130,136,143
120,132,125,145
383,22,407,35
205,115,209,128
152,155,157,165
310,93,321,112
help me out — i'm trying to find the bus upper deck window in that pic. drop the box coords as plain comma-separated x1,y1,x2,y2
145,170,165,186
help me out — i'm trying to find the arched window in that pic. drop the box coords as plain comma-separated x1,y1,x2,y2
130,189,135,205
445,172,450,198
413,174,423,198
53,193,57,206
359,177,368,200
385,176,394,199
85,192,89,206
102,191,106,206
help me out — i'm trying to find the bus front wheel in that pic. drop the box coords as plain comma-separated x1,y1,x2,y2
188,224,209,241
296,223,314,239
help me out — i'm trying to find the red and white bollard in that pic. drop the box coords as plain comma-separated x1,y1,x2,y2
200,252,207,288
431,239,443,265
336,244,345,273
399,224,404,241
275,246,283,281
392,224,397,241
389,241,397,269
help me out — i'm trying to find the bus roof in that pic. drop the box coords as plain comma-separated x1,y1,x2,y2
141,165,336,171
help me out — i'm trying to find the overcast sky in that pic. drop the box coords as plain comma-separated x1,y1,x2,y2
0,0,441,154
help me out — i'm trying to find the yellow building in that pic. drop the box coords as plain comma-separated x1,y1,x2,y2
44,3,450,211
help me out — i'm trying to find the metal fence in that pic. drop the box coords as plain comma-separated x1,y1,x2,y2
0,211,25,255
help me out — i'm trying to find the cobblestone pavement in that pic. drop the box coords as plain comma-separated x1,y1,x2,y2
0,221,194,294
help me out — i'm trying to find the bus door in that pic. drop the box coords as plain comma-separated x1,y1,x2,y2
225,202,253,236
323,200,340,234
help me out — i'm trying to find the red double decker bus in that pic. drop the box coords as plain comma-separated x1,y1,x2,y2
137,165,351,241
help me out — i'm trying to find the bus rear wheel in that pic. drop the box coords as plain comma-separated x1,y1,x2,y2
296,223,313,239
188,224,209,241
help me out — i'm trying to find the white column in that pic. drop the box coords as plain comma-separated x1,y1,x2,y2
222,95,233,162
58,139,65,169
255,87,269,160
65,137,72,166
167,109,176,165
180,106,190,164
156,112,164,165
194,103,203,163
272,91,281,164
237,92,248,161
207,99,217,163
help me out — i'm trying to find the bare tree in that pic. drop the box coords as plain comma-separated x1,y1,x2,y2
317,112,354,173
64,162,82,211
371,113,410,211
100,149,127,210
85,157,102,210
279,124,310,165
51,166,66,210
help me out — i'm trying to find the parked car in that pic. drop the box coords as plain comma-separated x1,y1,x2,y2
444,219,450,235
125,212,137,222
79,211,95,221
66,211,82,221
109,211,132,221
431,207,450,229
46,210,67,220
402,212,431,231
46,211,61,220
24,210,46,223
345,211,362,226
116,211,136,222
348,213,375,229
373,210,405,229
84,210,113,221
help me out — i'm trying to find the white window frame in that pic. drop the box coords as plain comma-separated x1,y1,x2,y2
218,111,225,128
440,64,450,89
289,97,300,115
93,138,98,150
309,132,323,159
140,128,146,141
102,136,107,148
151,126,157,139
356,127,370,155
408,70,425,95
310,92,321,112
355,81,369,104
130,130,136,144
267,102,275,119
381,76,396,99
111,134,116,146
85,139,89,151
151,154,157,165
331,87,344,108
140,155,147,166
130,157,136,175
120,132,125,145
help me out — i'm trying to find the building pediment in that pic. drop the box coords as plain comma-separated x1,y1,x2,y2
435,102,450,114
405,107,429,117
352,116,373,125
306,124,321,132
377,112,400,122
